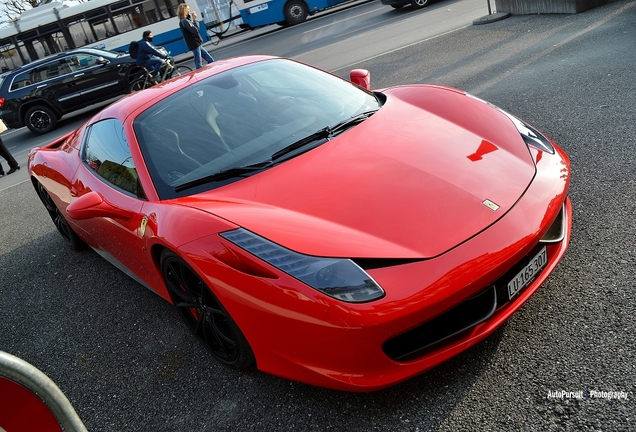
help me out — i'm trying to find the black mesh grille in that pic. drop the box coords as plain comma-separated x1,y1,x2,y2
383,286,497,362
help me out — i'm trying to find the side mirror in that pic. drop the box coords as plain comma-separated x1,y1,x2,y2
67,191,133,220
96,56,110,66
350,69,371,91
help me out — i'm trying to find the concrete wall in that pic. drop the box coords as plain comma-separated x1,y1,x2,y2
494,0,620,14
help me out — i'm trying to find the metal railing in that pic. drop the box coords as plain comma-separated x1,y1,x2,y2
0,351,87,432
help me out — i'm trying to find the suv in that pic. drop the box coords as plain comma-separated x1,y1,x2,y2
0,48,138,134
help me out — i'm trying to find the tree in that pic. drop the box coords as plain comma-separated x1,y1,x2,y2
1,0,41,24
1,0,87,26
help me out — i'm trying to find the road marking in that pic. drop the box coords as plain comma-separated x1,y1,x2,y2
333,25,471,73
303,8,385,33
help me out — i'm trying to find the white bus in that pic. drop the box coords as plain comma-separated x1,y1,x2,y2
0,0,214,70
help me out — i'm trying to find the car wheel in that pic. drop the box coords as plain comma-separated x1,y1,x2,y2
25,105,57,134
284,0,308,26
410,0,429,8
35,182,85,250
161,250,255,368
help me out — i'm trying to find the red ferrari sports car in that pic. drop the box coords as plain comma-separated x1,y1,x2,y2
28,55,571,392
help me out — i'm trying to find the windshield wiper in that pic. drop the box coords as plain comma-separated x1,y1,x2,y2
270,127,331,161
174,161,273,192
329,109,379,135
271,109,379,161
175,110,380,192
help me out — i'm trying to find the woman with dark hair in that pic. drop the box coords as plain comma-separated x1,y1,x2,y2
177,4,214,69
0,136,19,176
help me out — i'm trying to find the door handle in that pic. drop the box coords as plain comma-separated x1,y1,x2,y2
36,84,47,89
74,73,84,77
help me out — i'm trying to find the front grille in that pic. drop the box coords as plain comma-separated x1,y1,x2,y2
382,286,497,362
382,203,566,363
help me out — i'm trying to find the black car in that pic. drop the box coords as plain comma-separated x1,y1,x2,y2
381,0,430,9
0,48,138,134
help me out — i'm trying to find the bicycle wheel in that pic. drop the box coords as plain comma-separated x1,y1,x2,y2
129,78,149,93
173,65,193,76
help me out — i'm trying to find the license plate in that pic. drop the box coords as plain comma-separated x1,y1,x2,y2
507,246,547,300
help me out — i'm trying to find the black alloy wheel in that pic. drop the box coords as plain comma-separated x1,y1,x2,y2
35,182,85,250
25,105,57,134
161,250,255,368
284,0,308,26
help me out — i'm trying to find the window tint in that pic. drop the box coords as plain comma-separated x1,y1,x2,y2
10,59,73,90
11,70,36,90
135,58,379,200
67,54,100,71
83,119,145,199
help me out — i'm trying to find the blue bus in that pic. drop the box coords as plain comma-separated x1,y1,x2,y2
235,0,361,28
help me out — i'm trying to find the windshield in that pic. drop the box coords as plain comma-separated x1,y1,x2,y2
134,58,380,200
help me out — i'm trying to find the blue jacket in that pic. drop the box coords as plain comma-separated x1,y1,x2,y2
136,39,167,66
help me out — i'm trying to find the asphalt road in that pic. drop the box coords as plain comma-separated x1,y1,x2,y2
1,0,635,430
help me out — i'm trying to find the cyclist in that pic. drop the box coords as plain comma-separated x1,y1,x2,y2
136,30,169,82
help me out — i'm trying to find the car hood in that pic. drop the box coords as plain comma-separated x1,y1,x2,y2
182,85,536,259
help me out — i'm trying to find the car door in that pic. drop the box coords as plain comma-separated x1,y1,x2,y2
70,119,161,289
27,59,77,112
64,53,126,108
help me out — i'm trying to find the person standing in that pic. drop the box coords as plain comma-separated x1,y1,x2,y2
178,4,214,69
0,137,20,176
0,135,20,176
136,30,168,80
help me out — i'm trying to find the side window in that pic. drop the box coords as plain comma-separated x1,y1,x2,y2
48,59,73,77
83,119,146,199
68,54,98,72
11,71,33,90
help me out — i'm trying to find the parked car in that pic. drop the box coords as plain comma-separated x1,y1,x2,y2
381,0,431,10
28,55,571,391
0,48,138,134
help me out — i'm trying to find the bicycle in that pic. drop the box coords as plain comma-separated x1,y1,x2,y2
129,56,193,93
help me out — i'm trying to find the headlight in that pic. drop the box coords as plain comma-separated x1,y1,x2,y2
499,111,555,154
220,228,385,303
466,93,555,154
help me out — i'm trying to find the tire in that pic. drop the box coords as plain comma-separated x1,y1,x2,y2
161,250,255,368
283,0,308,26
25,105,57,134
410,0,429,9
35,181,85,250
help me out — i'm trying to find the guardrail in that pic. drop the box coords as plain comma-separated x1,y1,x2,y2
0,351,87,432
